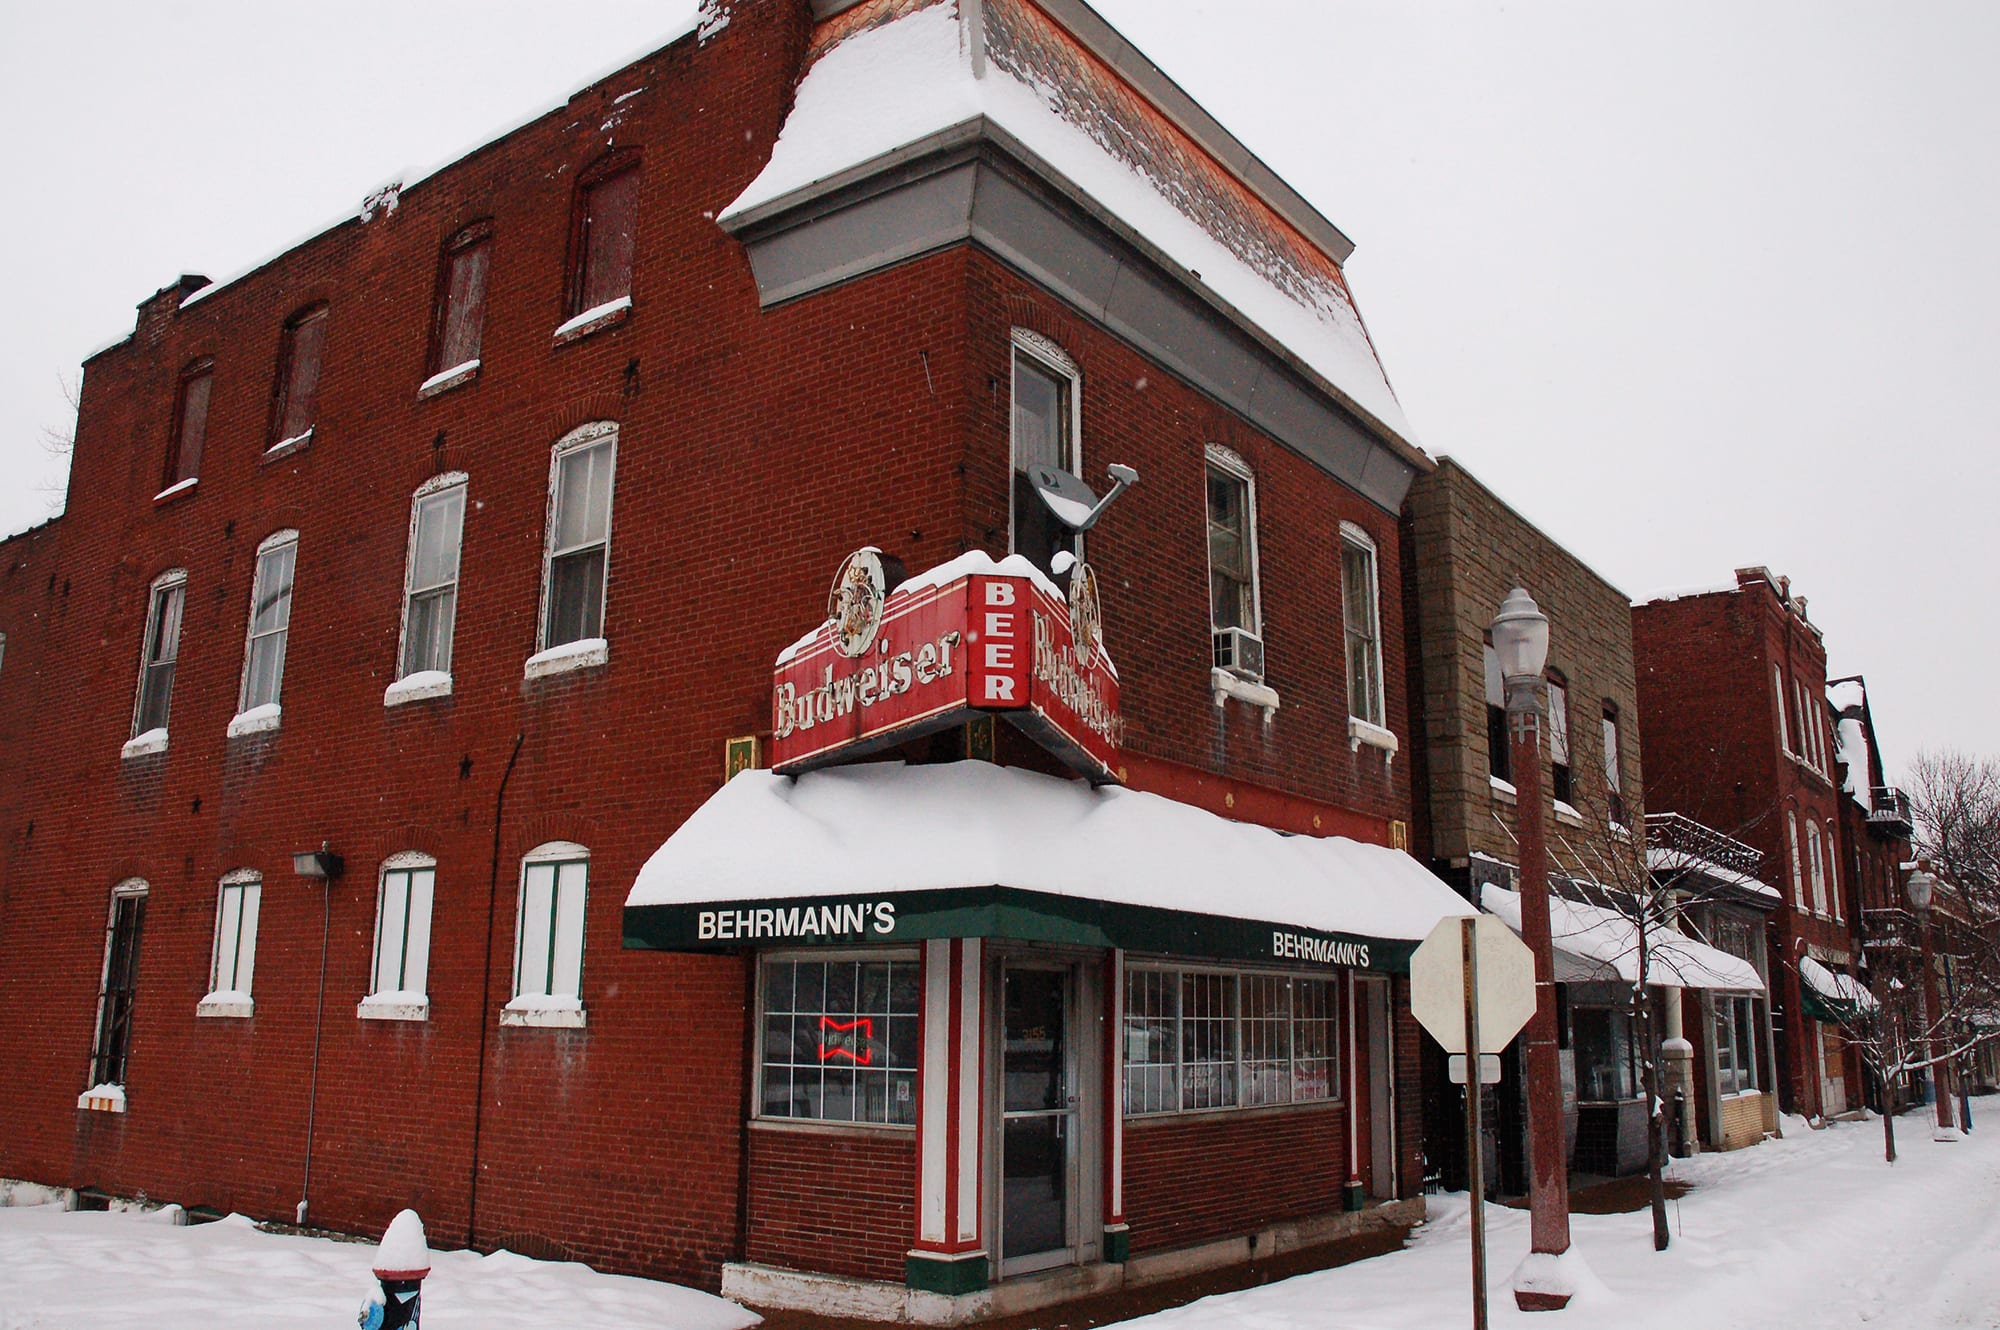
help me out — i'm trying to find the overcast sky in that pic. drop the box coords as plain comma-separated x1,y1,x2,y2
1,1,1993,775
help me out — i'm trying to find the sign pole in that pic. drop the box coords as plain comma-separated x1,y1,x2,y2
1463,915,1488,1330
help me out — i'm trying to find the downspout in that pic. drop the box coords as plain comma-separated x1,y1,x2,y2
466,732,525,1249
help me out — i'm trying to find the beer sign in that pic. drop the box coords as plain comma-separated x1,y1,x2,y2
772,551,1121,782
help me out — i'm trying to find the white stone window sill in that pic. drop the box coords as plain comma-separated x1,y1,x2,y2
502,996,586,1028
154,477,199,504
525,637,608,680
122,728,170,760
78,1083,127,1113
552,295,632,344
1210,668,1278,721
1609,820,1633,841
265,428,314,460
417,358,481,400
358,993,430,1022
226,703,282,737
1490,774,1517,805
196,992,254,1019
1554,799,1585,827
1347,716,1399,763
385,671,453,706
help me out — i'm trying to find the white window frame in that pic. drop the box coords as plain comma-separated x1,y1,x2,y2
505,841,589,1027
532,423,618,669
1787,812,1805,908
1773,665,1792,755
199,869,261,1018
234,530,298,725
129,568,188,747
1825,820,1843,922
1008,328,1083,563
395,472,468,687
1340,522,1391,741
361,852,437,1021
1203,445,1262,639
753,949,925,1128
1122,963,1343,1117
1806,819,1827,916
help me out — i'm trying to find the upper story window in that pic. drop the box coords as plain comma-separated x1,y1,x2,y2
508,842,589,1026
572,159,639,318
1787,811,1805,908
88,880,149,1093
1205,449,1259,635
131,570,187,740
1340,523,1385,728
1484,640,1509,785
399,474,467,679
433,223,492,376
369,852,436,1006
759,955,921,1125
166,360,213,490
237,531,297,719
1825,819,1843,921
1601,701,1625,824
270,305,328,449
202,869,262,1014
1009,330,1079,577
1806,818,1827,915
1548,674,1572,805
1773,665,1792,755
540,425,617,653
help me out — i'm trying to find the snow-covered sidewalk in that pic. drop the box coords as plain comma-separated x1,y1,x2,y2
0,1204,760,1330
1112,1105,2000,1330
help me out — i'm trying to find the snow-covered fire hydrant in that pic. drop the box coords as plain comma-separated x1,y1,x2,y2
357,1209,430,1330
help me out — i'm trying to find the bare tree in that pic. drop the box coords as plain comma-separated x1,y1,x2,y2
34,370,79,516
1907,749,2000,919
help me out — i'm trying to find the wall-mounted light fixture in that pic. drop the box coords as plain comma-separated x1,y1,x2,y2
292,848,344,881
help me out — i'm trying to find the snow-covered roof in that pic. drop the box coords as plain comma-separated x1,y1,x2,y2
1646,846,1780,903
627,760,1473,959
1481,883,1764,991
1834,715,1873,801
722,0,1413,447
1800,956,1879,1013
1827,679,1866,714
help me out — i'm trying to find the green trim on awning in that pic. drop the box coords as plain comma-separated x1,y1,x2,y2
1798,982,1866,1026
623,884,1419,973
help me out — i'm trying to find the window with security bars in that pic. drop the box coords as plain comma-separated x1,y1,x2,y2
133,573,186,736
1124,967,1340,1116
90,883,148,1087
400,479,465,677
760,957,920,1125
371,859,435,998
207,873,261,998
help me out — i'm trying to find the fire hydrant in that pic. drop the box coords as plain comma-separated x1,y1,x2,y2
357,1209,430,1330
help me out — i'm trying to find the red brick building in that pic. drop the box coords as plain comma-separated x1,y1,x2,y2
1632,568,1864,1120
0,0,1470,1318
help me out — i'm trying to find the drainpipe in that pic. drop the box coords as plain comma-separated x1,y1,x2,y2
465,733,525,1249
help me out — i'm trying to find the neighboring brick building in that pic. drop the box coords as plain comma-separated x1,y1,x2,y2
0,0,1470,1319
1633,568,1864,1120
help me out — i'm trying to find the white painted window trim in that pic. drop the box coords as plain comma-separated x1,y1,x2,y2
751,949,924,1129
1007,328,1083,566
509,842,590,1026
128,568,188,750
396,471,468,684
85,878,149,1105
1203,444,1263,640
1826,819,1843,922
1338,521,1387,730
366,851,437,1017
235,529,299,720
1787,812,1805,908
200,868,262,1017
536,423,618,655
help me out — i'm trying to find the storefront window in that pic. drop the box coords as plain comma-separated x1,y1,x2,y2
1713,994,1763,1096
1571,1004,1637,1102
760,957,920,1126
1123,967,1339,1116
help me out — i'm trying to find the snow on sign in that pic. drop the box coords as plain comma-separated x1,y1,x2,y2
771,549,1122,781
1410,914,1536,1055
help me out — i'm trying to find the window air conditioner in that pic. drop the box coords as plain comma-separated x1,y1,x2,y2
1212,627,1265,683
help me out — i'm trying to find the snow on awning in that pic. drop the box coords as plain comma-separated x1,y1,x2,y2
624,760,1473,972
1481,884,1764,992
1798,956,1880,1025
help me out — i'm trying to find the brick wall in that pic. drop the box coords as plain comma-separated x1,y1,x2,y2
1122,1104,1348,1256
745,1125,916,1283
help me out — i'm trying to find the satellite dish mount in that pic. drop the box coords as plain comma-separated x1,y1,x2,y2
1029,463,1140,533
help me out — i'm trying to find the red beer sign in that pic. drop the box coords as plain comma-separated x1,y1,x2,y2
772,551,1120,782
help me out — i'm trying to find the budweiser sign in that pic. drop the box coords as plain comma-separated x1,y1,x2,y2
772,550,1121,782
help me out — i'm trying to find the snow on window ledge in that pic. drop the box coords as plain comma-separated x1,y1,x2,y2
358,992,430,1022
524,637,608,681
551,296,632,344
1609,820,1632,841
417,358,481,400
501,994,586,1028
1489,775,1517,804
226,703,282,738
196,990,254,1019
1210,668,1278,722
1347,716,1399,764
77,1083,126,1114
153,477,199,505
264,428,314,461
384,671,453,706
122,728,170,760
1554,799,1585,827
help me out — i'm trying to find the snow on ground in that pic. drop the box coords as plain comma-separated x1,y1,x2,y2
1111,1102,2000,1330
0,1207,760,1330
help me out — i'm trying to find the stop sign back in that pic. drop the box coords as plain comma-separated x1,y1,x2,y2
1410,914,1536,1055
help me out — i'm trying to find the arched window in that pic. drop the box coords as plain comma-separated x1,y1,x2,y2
234,530,298,727
200,869,262,1017
535,424,617,663
365,852,437,1018
129,568,187,748
507,842,589,1026
395,473,467,688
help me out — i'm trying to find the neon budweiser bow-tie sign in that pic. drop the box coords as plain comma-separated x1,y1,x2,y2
818,1016,876,1064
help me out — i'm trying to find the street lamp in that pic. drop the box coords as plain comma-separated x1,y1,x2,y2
1493,589,1573,1311
1904,868,1960,1141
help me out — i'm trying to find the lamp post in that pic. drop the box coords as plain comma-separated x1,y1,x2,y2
1493,588,1572,1310
1904,868,1959,1141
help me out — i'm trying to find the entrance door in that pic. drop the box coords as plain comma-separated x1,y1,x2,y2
1362,977,1397,1198
999,964,1080,1275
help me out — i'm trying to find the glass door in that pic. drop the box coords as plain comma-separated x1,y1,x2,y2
1000,964,1076,1274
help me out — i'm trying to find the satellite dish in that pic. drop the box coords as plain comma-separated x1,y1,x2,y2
1029,463,1140,532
